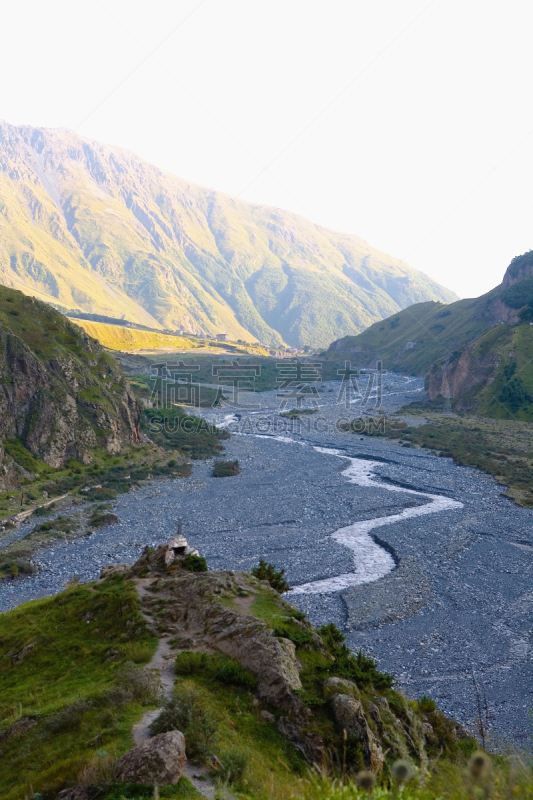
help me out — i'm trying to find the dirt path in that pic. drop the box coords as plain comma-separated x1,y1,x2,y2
132,577,221,799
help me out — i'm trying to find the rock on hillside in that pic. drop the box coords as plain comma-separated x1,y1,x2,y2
0,285,140,467
0,120,457,348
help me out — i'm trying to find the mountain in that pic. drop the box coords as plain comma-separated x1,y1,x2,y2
0,284,140,470
0,121,457,348
326,250,533,419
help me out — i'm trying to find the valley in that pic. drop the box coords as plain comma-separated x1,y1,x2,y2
2,376,532,750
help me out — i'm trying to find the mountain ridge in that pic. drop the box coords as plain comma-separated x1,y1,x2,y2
0,120,457,347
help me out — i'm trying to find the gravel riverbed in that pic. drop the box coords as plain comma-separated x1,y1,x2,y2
1,374,532,746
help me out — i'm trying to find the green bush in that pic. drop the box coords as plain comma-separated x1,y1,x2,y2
251,558,290,593
89,511,120,529
121,641,154,665
318,623,394,691
289,609,307,622
213,460,241,477
273,625,313,647
418,695,437,713
46,699,88,733
182,554,208,572
174,651,207,675
105,662,163,707
499,375,533,410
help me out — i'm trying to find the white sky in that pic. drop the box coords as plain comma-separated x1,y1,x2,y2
1,0,533,299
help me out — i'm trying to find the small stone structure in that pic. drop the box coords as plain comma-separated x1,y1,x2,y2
164,518,199,566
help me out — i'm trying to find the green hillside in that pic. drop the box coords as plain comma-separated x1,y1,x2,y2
327,250,533,421
324,298,485,374
0,553,481,800
0,121,457,348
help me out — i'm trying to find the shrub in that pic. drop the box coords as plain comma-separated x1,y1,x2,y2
418,695,437,713
251,558,290,593
499,376,533,410
213,656,257,690
121,641,154,665
289,609,307,622
174,651,206,676
219,746,249,784
182,554,208,572
149,683,219,761
89,511,120,529
106,662,162,706
273,625,313,647
213,460,241,477
33,503,56,517
318,623,394,690
46,699,89,733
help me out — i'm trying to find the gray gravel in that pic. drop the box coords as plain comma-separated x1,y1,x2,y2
1,374,532,746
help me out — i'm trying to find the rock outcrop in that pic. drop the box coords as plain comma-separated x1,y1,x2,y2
131,546,303,710
0,286,140,467
330,692,384,772
114,730,187,786
0,444,20,492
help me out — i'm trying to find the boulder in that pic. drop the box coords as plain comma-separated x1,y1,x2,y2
55,788,90,800
323,676,361,699
330,693,384,773
115,730,187,785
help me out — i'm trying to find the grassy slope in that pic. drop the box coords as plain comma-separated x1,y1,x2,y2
2,566,528,800
0,576,159,799
325,298,487,375
0,121,457,348
71,320,208,352
69,319,270,356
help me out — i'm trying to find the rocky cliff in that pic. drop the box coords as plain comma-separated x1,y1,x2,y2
0,284,140,467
